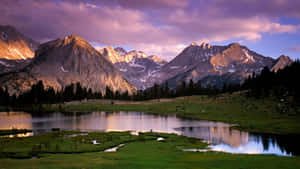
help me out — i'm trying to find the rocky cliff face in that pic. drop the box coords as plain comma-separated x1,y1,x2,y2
0,35,136,95
0,59,32,75
0,25,39,60
100,47,167,90
271,55,293,72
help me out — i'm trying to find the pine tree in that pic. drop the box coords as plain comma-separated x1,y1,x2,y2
164,81,170,98
188,79,194,96
177,81,186,96
75,82,83,101
105,86,114,99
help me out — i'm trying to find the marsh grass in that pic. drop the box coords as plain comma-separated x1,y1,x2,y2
0,131,299,169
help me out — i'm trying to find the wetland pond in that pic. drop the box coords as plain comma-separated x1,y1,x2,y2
0,111,299,156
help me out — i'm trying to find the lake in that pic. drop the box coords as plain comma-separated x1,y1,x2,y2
0,111,299,156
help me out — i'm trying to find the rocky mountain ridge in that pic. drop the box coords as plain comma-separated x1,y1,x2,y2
99,47,167,90
0,34,136,95
139,42,292,89
99,47,167,64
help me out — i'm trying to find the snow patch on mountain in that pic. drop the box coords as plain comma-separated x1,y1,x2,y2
242,49,255,63
0,60,12,67
170,66,180,69
228,69,236,73
129,63,145,69
60,66,69,73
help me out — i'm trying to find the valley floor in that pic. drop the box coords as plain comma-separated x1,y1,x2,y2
0,131,299,169
1,93,300,168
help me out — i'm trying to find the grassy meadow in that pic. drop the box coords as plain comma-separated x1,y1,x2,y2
0,131,299,169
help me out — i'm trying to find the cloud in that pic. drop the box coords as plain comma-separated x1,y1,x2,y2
134,43,187,61
0,0,299,60
206,0,300,18
287,46,300,52
111,0,189,9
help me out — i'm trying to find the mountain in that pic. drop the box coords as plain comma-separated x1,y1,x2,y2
146,42,292,89
0,35,136,95
99,47,167,90
101,42,292,90
0,25,39,60
271,55,293,72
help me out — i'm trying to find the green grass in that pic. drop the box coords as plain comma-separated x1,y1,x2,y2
0,131,161,159
0,131,299,169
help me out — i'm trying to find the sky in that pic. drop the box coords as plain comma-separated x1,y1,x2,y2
1,0,300,61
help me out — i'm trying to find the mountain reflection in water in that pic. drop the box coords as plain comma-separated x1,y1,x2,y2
0,111,299,156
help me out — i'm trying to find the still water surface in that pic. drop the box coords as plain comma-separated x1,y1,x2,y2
0,111,299,156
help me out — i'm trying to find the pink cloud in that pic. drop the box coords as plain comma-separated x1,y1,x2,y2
0,0,299,60
287,46,300,52
206,0,300,18
113,0,189,9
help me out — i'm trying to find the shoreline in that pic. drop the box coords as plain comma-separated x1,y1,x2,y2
1,94,300,135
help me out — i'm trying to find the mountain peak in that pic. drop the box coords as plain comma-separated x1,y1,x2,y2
114,47,127,55
271,55,293,72
63,34,85,44
200,42,211,49
279,55,292,60
48,34,92,50
66,34,78,39
190,42,198,46
229,42,241,48
189,41,212,49
148,55,167,63
34,34,101,66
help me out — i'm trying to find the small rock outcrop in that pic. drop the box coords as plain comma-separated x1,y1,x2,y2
0,25,39,60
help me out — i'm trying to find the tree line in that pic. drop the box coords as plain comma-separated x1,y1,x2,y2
242,60,300,106
0,82,102,106
0,80,238,106
132,80,240,101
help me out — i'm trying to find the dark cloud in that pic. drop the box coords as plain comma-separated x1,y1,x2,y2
207,0,300,18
